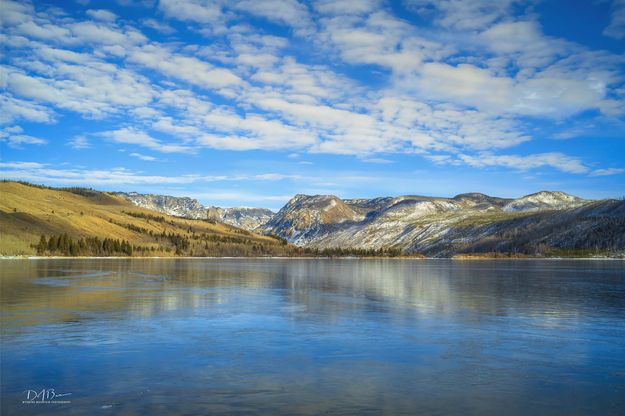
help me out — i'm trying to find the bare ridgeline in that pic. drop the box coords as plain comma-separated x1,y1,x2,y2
117,188,625,258
1,181,623,258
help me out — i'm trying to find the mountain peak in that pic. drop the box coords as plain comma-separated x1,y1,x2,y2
522,190,578,199
264,194,363,240
504,191,585,212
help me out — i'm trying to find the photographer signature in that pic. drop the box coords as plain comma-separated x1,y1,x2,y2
23,388,72,404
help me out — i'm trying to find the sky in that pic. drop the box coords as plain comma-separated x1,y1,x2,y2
1,0,624,210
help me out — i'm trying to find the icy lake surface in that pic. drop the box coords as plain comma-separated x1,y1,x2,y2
1,258,624,415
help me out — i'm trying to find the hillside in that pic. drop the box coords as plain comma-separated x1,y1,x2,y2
0,181,300,257
262,192,625,257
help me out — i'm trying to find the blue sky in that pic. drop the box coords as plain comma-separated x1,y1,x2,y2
1,0,624,210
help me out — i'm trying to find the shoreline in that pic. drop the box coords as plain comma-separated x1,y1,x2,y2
1,255,623,261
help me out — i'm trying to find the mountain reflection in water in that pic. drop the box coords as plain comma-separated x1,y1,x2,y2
1,259,624,415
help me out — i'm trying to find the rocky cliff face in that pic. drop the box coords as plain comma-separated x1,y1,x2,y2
118,192,208,219
207,206,274,231
117,192,273,231
261,194,364,243
261,191,624,257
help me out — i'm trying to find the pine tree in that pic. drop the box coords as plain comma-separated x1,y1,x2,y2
36,235,47,255
47,234,57,252
60,233,70,255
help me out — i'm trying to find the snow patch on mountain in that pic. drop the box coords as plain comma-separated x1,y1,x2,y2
117,192,273,231
503,191,586,212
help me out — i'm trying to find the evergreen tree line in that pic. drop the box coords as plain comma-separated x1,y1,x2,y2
304,247,403,257
195,232,253,245
4,181,100,198
264,234,289,245
34,233,138,256
450,214,625,256
122,210,168,223
233,229,252,236
32,233,407,258
113,221,150,234
165,232,190,255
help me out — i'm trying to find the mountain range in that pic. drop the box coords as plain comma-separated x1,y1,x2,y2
118,189,625,257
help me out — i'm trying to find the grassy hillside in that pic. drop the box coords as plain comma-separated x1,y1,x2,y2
0,181,300,257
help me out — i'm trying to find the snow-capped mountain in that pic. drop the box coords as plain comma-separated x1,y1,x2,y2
261,194,364,243
502,191,586,212
116,192,273,231
262,191,625,256
118,192,208,219
117,189,624,256
207,206,274,231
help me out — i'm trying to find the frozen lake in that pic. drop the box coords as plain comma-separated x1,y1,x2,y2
1,258,625,415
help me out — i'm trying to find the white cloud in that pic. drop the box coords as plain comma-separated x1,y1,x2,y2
604,0,625,39
319,0,623,121
158,0,313,36
0,134,47,148
186,190,294,204
13,20,75,44
589,167,624,177
0,125,47,148
141,18,175,33
405,0,528,30
158,0,224,25
69,135,90,149
129,152,158,161
413,63,514,110
0,93,55,124
318,9,446,74
85,9,118,22
0,0,622,180
4,46,157,118
6,5,145,47
253,173,301,181
69,21,137,45
0,0,33,27
233,0,313,36
458,152,589,174
200,110,318,150
100,127,195,153
410,61,612,117
0,166,201,185
128,44,243,91
314,0,380,16
249,57,357,100
0,161,44,169
361,157,393,164
0,161,312,189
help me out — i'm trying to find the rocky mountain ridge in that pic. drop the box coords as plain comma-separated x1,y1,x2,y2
207,206,274,231
261,191,624,257
117,189,624,257
115,192,273,231
119,192,207,219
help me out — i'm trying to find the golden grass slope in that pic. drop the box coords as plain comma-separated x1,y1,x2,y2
0,181,292,256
